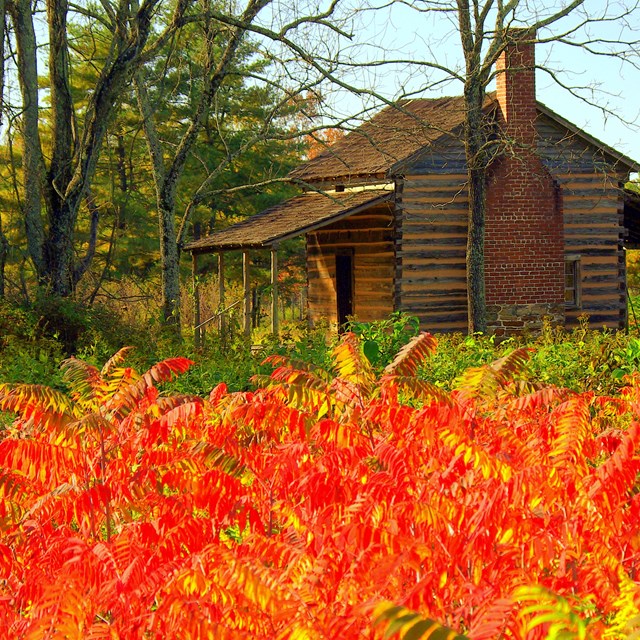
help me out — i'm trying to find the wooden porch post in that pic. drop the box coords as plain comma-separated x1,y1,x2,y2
243,251,251,336
218,252,225,333
271,246,279,335
192,252,201,348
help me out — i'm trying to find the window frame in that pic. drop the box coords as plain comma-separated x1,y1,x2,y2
564,254,582,309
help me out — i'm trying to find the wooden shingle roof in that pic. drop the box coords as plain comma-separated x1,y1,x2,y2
184,189,394,253
289,95,639,183
289,96,472,183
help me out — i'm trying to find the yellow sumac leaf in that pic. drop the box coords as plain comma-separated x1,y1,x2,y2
289,627,315,640
473,558,483,586
439,571,448,588
177,569,208,596
318,400,329,419
499,464,512,482
499,528,514,545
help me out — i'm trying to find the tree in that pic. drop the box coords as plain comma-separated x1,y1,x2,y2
58,13,305,304
353,0,640,333
4,0,197,300
1,0,349,334
132,0,351,332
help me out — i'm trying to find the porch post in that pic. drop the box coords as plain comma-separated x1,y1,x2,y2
271,246,279,335
243,251,251,336
218,252,225,333
192,252,201,348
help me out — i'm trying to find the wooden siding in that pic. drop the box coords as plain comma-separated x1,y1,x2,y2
555,172,626,329
396,173,469,332
536,114,627,329
307,203,395,325
536,114,624,174
535,113,625,329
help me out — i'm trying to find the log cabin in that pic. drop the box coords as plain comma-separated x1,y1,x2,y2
185,32,639,336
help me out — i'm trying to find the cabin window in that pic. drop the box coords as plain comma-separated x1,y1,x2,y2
565,255,581,308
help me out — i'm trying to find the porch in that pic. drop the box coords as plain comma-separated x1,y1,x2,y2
183,188,395,342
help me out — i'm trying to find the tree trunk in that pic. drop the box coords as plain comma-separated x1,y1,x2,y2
463,77,488,334
42,200,76,296
9,0,165,300
466,165,487,333
134,75,182,331
10,0,46,279
159,196,181,330
135,0,272,336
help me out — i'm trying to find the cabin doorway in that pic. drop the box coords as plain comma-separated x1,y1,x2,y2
336,251,354,330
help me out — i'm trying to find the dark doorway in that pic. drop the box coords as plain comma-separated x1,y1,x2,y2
336,252,354,330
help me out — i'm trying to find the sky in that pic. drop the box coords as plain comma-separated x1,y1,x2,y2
309,0,640,165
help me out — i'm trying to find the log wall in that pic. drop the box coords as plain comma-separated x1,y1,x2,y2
303,114,628,333
307,203,395,326
395,173,469,332
536,114,626,329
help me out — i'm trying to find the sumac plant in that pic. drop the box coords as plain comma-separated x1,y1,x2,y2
1,334,640,639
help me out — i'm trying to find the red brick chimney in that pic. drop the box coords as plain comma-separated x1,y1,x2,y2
495,29,537,148
484,30,565,335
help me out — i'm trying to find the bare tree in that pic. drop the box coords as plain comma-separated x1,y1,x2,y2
351,0,640,332
456,0,640,331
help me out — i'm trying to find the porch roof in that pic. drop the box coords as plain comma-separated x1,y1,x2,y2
184,188,394,253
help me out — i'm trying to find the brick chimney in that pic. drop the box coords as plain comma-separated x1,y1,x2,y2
495,29,537,148
484,30,565,336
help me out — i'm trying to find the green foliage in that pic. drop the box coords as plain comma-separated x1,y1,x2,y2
527,322,636,394
514,586,595,640
0,300,66,390
8,299,640,401
162,336,265,395
347,312,421,371
425,332,512,386
0,1,310,311
423,323,640,396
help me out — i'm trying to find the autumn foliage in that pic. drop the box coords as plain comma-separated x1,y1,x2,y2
2,333,640,638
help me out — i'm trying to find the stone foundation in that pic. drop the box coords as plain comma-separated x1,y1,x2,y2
486,303,564,337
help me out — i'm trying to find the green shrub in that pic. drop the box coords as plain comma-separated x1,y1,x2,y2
5,296,640,398
421,332,517,388
0,299,66,390
347,312,421,371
